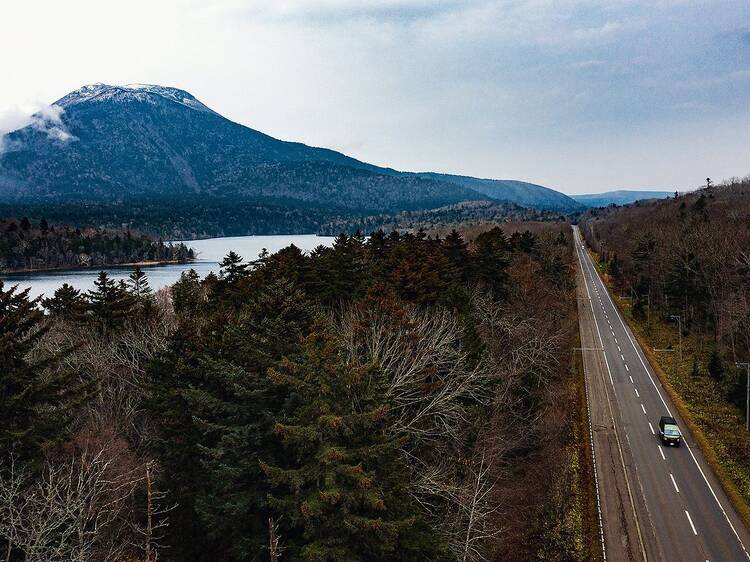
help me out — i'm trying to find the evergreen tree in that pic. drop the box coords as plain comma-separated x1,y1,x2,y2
87,271,133,331
0,282,77,461
708,349,725,381
220,251,249,284
127,266,157,321
472,227,510,298
262,321,446,562
442,229,470,283
41,283,88,321
171,269,205,323
147,279,313,561
128,266,153,299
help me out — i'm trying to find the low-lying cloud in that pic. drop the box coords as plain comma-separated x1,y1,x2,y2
0,103,76,153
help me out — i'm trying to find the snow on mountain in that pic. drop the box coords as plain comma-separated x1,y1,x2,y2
55,83,217,115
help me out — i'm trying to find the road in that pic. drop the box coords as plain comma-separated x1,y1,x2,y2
574,225,750,562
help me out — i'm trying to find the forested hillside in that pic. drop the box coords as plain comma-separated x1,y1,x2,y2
0,217,193,272
580,176,750,514
580,178,750,348
0,225,594,562
319,200,565,235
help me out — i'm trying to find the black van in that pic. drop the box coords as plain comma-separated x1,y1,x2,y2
658,416,681,447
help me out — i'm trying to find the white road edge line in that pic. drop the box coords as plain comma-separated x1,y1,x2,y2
577,227,750,560
575,238,608,562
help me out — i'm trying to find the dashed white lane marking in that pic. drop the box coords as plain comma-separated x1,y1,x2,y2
686,510,698,535
635,388,640,398
671,473,680,493
614,337,618,344
617,345,622,352
621,354,626,361
659,446,666,460
641,403,647,415
611,330,615,336
648,422,655,434
629,375,634,383
625,364,630,372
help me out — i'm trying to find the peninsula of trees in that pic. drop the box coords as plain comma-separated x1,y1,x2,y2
0,217,193,273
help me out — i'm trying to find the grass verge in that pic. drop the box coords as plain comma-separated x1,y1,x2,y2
530,344,603,561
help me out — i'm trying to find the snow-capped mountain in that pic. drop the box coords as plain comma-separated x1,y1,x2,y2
0,83,581,235
56,83,218,115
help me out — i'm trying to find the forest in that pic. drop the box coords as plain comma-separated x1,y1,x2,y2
580,177,750,367
318,201,566,236
580,176,750,511
0,225,591,562
0,217,193,273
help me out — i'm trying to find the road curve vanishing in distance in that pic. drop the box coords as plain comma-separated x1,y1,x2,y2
574,225,750,562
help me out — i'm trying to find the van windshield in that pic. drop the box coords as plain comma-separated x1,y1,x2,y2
664,425,680,436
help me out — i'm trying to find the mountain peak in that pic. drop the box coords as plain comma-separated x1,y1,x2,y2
55,83,217,115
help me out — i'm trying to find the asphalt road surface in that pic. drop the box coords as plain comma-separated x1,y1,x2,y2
574,225,750,562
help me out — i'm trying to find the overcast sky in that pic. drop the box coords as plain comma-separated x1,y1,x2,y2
1,0,748,194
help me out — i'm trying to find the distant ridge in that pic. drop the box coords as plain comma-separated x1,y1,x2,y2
573,190,673,208
416,173,583,213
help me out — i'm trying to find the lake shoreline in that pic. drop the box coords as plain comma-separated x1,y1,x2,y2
1,234,335,301
1,258,194,277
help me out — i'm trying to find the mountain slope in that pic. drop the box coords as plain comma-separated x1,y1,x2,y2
1,84,477,212
415,172,583,212
573,190,673,207
0,83,581,233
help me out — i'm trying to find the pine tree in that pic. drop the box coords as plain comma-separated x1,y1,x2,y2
219,251,249,284
708,349,724,381
87,271,133,331
171,269,204,322
41,283,88,321
147,279,313,562
0,282,77,461
128,266,156,321
472,227,510,298
262,321,445,561
128,266,153,299
442,229,470,283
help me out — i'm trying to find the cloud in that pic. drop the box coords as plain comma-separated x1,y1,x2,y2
571,59,606,69
0,103,75,153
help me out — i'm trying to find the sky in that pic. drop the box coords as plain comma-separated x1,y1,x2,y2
0,0,748,195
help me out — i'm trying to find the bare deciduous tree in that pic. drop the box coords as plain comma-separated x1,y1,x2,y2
0,448,142,562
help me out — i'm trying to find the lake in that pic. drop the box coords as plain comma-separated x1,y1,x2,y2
1,234,336,300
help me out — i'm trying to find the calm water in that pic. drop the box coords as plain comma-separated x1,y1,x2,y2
1,234,335,300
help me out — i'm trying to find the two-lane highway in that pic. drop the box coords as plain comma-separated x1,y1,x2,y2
574,225,750,561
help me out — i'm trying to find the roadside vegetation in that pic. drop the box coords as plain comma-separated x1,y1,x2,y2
0,224,595,561
580,176,750,525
